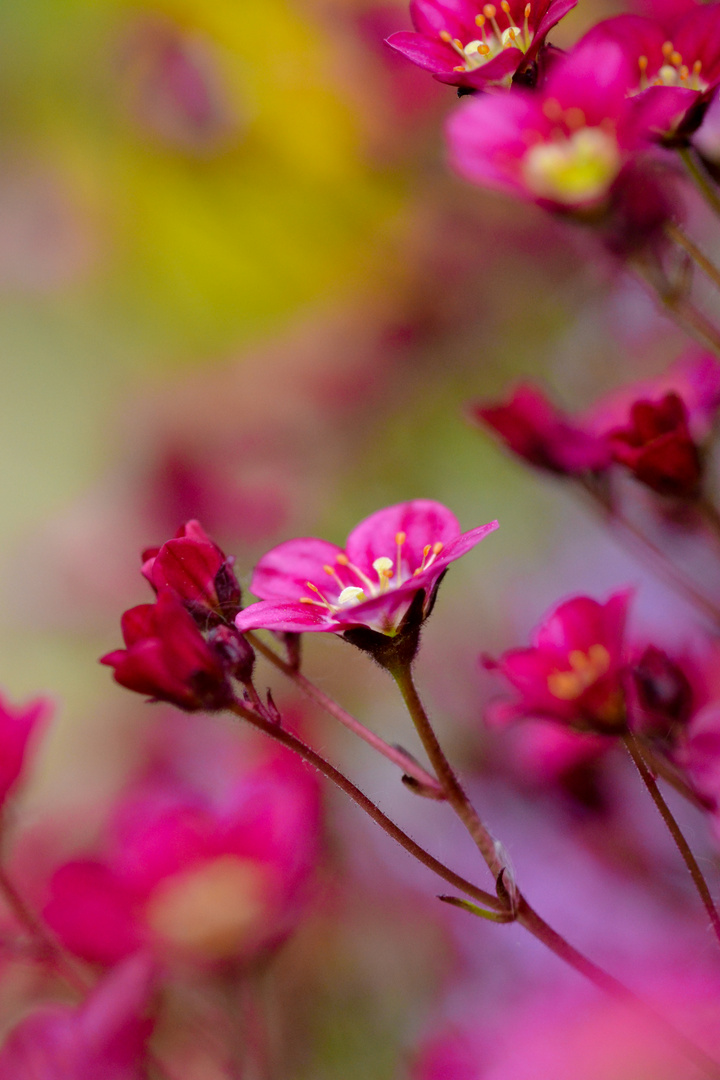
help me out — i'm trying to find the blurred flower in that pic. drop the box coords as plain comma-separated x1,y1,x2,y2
484,593,630,733
0,692,52,808
606,392,702,497
141,519,241,625
0,954,155,1080
44,744,321,967
447,39,682,214
578,8,720,138
385,0,576,91
472,383,610,474
234,500,498,636
629,643,697,739
101,590,233,711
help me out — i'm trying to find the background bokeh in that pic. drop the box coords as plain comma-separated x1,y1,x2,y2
1,1,718,1077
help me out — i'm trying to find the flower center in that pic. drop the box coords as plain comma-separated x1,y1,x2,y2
522,120,621,205
299,532,445,614
634,45,707,94
441,2,532,73
547,644,611,701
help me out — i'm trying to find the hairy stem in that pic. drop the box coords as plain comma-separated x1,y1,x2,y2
227,700,503,911
624,732,720,946
245,630,444,797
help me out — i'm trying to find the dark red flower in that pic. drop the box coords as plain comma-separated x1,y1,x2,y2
142,519,241,625
473,383,611,474
607,392,702,497
101,590,232,711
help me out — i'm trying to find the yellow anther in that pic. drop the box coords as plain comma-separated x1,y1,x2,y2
501,1,511,13
662,40,674,58
440,29,453,41
323,564,334,575
693,59,703,73
395,532,406,546
475,13,486,26
453,37,464,49
336,553,349,565
670,50,682,66
542,97,563,121
524,3,531,16
432,541,444,555
483,3,497,16
565,107,585,130
680,65,689,79
638,55,648,71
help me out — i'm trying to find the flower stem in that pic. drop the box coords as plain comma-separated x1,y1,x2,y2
679,147,720,218
244,630,444,798
578,479,720,630
666,221,720,294
389,662,505,878
227,700,503,911
623,731,720,947
634,262,720,357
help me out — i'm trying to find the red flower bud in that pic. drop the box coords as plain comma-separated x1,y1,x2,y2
608,392,703,497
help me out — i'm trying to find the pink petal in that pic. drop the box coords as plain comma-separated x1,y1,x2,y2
235,600,337,634
249,538,345,602
385,32,458,74
346,500,461,573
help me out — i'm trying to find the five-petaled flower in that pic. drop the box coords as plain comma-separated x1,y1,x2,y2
234,500,498,637
447,39,684,211
484,593,631,733
385,0,577,91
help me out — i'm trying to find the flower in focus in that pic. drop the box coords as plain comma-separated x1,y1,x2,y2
483,593,631,733
234,500,498,637
447,39,682,212
0,954,155,1080
385,0,577,92
142,518,242,625
44,744,321,967
578,8,720,139
606,393,702,497
101,590,233,711
472,383,611,474
0,692,51,808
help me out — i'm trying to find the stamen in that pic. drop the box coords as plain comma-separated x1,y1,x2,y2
670,50,682,67
662,40,674,59
395,532,406,580
324,563,346,592
638,54,648,91
523,3,531,47
336,553,375,592
305,582,333,609
337,586,367,606
373,556,394,593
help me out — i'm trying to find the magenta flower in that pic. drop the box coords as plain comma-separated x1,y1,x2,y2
233,500,498,637
484,592,631,733
142,518,241,624
0,954,154,1080
447,39,685,210
44,746,321,966
578,8,720,136
0,692,51,808
472,383,611,474
101,590,232,711
385,0,577,91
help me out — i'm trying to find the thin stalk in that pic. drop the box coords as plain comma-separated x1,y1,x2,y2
697,495,720,548
578,480,720,630
641,743,716,814
679,147,720,218
389,662,505,878
666,221,720,294
245,630,444,797
227,700,503,912
623,732,720,947
634,262,720,357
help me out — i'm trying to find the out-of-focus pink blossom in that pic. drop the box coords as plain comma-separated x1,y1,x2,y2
607,393,702,497
234,500,498,636
578,8,720,136
385,0,577,91
44,746,321,967
447,39,684,211
141,519,241,625
101,590,232,711
0,692,51,808
472,383,611,474
484,593,631,733
0,954,155,1080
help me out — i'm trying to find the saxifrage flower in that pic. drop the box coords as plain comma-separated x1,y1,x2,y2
447,39,686,211
385,0,577,92
234,500,498,637
484,592,631,733
142,518,241,625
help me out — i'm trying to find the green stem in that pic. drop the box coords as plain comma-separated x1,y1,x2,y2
679,147,720,218
227,701,503,912
623,732,720,947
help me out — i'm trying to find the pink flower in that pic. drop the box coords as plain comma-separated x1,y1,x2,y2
606,393,702,497
142,519,242,625
0,692,51,808
385,0,577,92
472,383,611,474
447,39,683,211
101,590,232,711
578,8,720,136
234,500,498,636
0,954,155,1080
44,745,321,967
484,593,631,733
